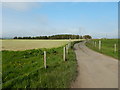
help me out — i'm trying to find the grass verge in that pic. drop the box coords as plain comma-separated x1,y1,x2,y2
85,39,119,60
2,41,79,88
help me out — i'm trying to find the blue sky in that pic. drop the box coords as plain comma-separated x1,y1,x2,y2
2,2,118,38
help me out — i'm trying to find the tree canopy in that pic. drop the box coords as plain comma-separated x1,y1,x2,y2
13,34,92,39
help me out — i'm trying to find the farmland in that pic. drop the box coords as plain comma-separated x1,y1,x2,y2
2,39,82,51
2,40,82,88
86,39,119,60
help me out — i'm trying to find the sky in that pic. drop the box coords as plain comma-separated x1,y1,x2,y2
1,2,118,38
1,0,119,2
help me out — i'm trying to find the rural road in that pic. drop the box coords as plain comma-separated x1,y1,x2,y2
71,41,118,88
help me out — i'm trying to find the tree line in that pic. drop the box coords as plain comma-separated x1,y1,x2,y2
13,34,92,39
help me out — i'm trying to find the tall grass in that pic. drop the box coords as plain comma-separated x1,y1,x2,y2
86,39,119,60
2,41,79,88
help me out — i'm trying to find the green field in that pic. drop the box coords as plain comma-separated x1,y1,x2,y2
2,39,82,51
86,39,119,60
2,40,81,88
0,51,1,89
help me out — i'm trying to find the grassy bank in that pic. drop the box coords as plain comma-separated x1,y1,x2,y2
86,39,119,60
2,41,79,88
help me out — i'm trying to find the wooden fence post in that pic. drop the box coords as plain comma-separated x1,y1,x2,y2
114,44,117,53
95,41,96,47
69,38,71,43
44,51,46,69
99,40,101,50
66,45,68,54
68,43,70,49
68,42,71,49
93,41,94,46
63,47,66,61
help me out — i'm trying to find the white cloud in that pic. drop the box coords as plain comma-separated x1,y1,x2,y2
2,2,38,11
1,0,119,2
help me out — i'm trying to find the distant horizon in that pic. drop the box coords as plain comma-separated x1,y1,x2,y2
1,2,118,39
1,33,119,39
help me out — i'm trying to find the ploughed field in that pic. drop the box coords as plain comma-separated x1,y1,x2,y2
1,39,82,88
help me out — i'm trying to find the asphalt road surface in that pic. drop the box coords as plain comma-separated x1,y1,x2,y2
71,41,118,88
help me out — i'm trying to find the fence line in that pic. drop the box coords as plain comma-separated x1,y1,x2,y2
90,40,118,53
43,43,71,69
